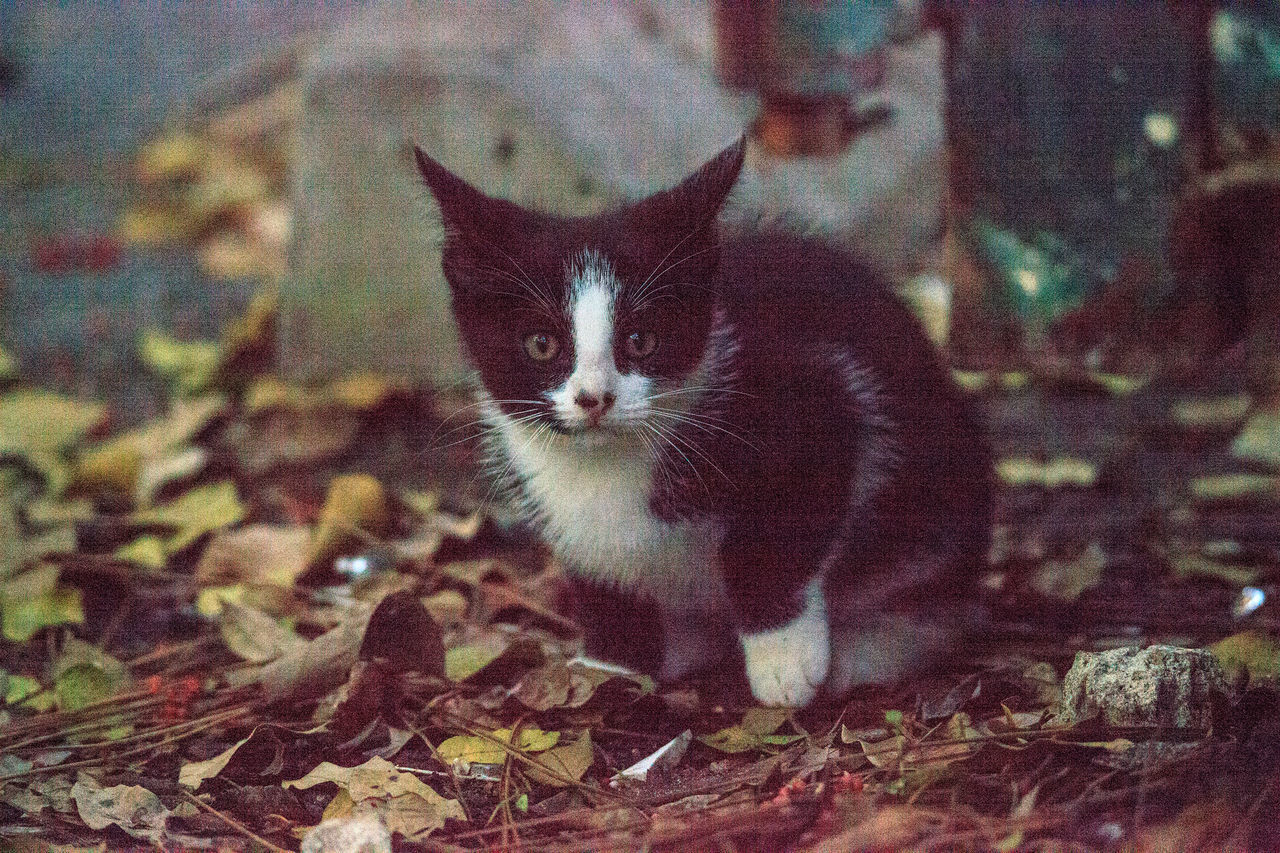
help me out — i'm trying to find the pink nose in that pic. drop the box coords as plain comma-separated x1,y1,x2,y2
574,391,615,419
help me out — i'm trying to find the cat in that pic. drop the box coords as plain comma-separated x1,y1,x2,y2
414,138,992,707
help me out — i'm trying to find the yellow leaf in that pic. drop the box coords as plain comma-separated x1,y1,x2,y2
1171,394,1251,431
308,474,389,568
525,731,594,787
0,345,16,381
1088,372,1150,396
74,443,142,495
117,204,192,245
132,480,245,553
1190,473,1280,504
196,584,247,618
1210,631,1280,685
114,536,168,570
138,330,221,395
444,642,503,682
1233,409,1280,469
437,728,561,766
326,373,408,411
700,707,802,754
135,131,205,183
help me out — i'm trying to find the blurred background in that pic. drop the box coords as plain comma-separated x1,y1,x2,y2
2,0,1279,412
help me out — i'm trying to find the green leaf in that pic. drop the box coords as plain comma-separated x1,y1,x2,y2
3,672,42,705
0,564,84,642
698,708,803,754
0,390,105,491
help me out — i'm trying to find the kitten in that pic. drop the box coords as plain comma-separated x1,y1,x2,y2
414,138,992,707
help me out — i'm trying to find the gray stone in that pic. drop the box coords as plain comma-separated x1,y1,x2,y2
1053,645,1232,731
280,1,944,382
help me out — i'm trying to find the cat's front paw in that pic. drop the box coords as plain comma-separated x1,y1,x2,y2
740,611,830,707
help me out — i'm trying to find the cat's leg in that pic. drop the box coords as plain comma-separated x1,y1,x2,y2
568,576,662,675
657,609,735,682
720,528,832,707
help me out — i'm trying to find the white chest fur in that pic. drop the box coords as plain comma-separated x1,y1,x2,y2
490,413,727,612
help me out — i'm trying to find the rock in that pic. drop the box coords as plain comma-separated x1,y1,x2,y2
280,2,944,382
1053,645,1232,731
301,814,391,853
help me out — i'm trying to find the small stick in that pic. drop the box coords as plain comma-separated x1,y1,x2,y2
180,789,292,853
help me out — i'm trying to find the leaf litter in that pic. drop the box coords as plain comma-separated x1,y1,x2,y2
3,121,1280,853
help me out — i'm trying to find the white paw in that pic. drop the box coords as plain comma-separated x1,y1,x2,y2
740,581,830,707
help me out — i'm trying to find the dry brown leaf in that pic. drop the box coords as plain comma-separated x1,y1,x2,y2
259,602,373,701
195,524,310,587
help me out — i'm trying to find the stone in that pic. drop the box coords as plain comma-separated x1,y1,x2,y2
280,1,944,382
1053,644,1233,731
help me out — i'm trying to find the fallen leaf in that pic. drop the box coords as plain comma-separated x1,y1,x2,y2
138,330,221,396
1029,542,1106,601
113,536,168,570
359,590,444,676
1189,473,1280,504
0,390,106,491
72,778,170,842
135,131,204,182
285,755,464,840
1169,552,1261,586
699,707,803,754
220,602,306,664
179,730,256,789
195,524,310,587
437,727,561,766
512,660,630,711
0,344,16,381
1087,372,1150,396
446,637,544,685
422,590,467,628
132,480,246,553
1210,631,1280,685
0,564,84,642
1171,394,1251,431
613,730,691,783
53,638,130,713
525,731,594,787
308,474,390,570
997,457,1098,489
4,672,43,705
259,602,373,701
1233,408,1280,469
858,734,906,768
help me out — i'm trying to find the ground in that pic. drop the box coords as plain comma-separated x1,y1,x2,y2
2,87,1280,853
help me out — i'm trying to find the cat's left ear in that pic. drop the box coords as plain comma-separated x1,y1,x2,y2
628,136,746,237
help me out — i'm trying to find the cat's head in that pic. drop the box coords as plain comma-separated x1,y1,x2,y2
414,139,744,441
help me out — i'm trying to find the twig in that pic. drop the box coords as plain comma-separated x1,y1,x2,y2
180,789,292,853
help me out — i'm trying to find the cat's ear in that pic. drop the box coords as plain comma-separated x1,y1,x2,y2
627,137,745,237
413,144,526,243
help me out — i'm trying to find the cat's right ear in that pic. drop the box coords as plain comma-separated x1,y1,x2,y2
413,145,494,240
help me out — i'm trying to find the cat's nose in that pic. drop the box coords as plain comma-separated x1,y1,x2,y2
574,391,615,418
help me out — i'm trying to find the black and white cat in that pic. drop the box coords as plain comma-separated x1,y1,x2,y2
414,138,992,707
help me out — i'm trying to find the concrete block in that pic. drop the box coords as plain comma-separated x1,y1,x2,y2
281,1,943,383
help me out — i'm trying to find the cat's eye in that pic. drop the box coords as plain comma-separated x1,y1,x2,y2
523,332,560,362
625,331,657,359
